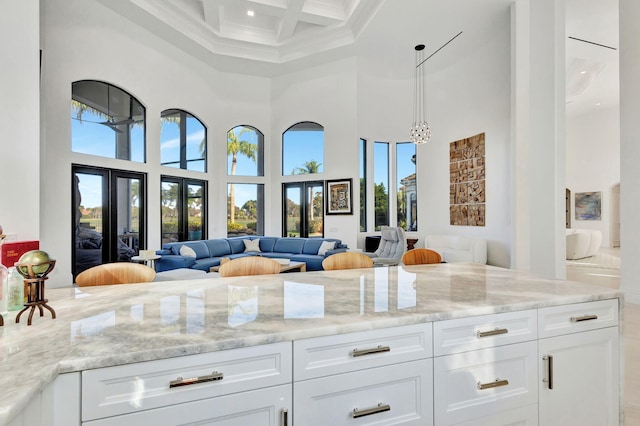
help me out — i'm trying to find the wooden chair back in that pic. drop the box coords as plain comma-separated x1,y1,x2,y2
75,262,156,287
218,256,281,277
321,252,374,271
401,248,442,265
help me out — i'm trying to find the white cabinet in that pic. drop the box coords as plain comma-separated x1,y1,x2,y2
293,323,434,425
84,384,291,426
433,310,538,426
538,300,620,426
81,342,291,425
294,359,433,425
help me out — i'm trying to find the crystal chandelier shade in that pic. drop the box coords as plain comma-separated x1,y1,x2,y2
410,44,431,145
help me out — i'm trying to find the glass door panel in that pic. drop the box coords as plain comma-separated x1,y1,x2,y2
187,183,204,240
115,176,141,258
74,172,106,276
284,185,301,237
161,181,180,244
307,183,323,237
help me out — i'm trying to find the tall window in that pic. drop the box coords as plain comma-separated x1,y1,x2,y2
282,122,324,175
374,142,389,230
161,177,206,244
227,125,265,236
71,81,145,162
227,184,264,237
360,138,367,232
160,109,207,172
397,142,417,231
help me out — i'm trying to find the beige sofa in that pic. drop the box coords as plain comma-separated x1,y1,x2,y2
424,235,487,264
566,229,602,260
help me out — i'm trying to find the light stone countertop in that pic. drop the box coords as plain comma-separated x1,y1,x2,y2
0,263,623,424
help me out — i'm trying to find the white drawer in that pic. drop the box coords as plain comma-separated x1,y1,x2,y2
294,358,433,425
84,384,291,426
451,403,538,426
538,299,619,338
433,309,537,356
82,342,291,421
434,341,538,425
293,323,432,381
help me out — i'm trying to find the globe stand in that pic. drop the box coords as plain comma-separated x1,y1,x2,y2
15,260,56,326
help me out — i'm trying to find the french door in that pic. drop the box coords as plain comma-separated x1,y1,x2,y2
282,181,324,238
72,165,146,278
161,177,206,245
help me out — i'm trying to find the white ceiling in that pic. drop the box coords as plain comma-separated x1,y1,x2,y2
96,0,619,117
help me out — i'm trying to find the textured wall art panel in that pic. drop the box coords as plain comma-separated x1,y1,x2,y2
449,133,485,226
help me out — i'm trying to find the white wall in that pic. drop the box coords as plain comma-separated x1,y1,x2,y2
357,11,513,267
0,0,40,242
270,58,360,250
40,0,271,286
565,105,620,247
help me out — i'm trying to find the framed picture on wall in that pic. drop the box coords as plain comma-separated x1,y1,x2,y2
326,179,353,215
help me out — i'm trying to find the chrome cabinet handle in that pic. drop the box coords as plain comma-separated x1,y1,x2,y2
477,378,509,390
352,403,391,418
543,355,554,389
169,371,224,388
571,314,598,322
281,408,288,426
476,327,509,338
352,345,390,357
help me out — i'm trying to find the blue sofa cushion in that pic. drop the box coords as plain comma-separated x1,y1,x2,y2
204,239,232,257
227,237,248,254
290,254,325,271
302,238,341,255
179,241,210,260
273,238,305,254
257,237,278,252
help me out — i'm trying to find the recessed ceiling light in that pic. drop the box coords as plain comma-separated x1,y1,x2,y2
580,70,587,74
596,102,601,106
247,10,254,17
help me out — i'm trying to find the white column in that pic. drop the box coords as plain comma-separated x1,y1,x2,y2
521,0,566,279
0,0,40,241
619,0,640,303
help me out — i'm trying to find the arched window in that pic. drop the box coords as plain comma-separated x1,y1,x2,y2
282,121,324,175
160,109,207,172
227,125,263,177
227,125,265,237
71,80,145,162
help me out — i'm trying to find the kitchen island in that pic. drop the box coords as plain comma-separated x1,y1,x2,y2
0,263,623,425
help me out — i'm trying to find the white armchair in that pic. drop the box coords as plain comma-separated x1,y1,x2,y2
364,226,406,265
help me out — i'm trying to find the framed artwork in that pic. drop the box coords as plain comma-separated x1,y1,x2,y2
326,179,353,215
575,191,602,220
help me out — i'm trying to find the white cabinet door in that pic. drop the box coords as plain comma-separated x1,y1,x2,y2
294,359,433,425
539,326,619,426
84,384,291,426
433,341,538,425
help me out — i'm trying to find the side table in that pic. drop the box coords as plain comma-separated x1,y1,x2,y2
131,254,161,271
406,238,418,251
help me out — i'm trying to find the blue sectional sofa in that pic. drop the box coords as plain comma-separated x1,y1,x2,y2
155,236,348,272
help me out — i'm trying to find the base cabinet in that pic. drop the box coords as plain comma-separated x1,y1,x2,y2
538,327,619,426
294,359,433,425
84,384,291,426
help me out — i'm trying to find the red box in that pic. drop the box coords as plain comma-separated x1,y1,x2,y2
1,240,40,268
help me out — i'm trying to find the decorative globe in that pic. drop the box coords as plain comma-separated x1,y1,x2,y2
17,250,55,277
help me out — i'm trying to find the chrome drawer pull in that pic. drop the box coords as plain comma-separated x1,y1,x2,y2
352,345,390,357
543,355,554,389
281,408,288,426
352,403,391,418
476,327,509,338
477,378,509,390
169,371,224,388
571,314,598,322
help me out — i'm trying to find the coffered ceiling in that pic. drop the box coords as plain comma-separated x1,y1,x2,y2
96,0,619,117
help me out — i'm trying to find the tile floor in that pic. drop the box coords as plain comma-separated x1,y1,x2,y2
565,248,638,425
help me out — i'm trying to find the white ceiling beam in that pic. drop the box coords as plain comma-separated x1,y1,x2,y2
277,0,305,42
202,0,221,31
